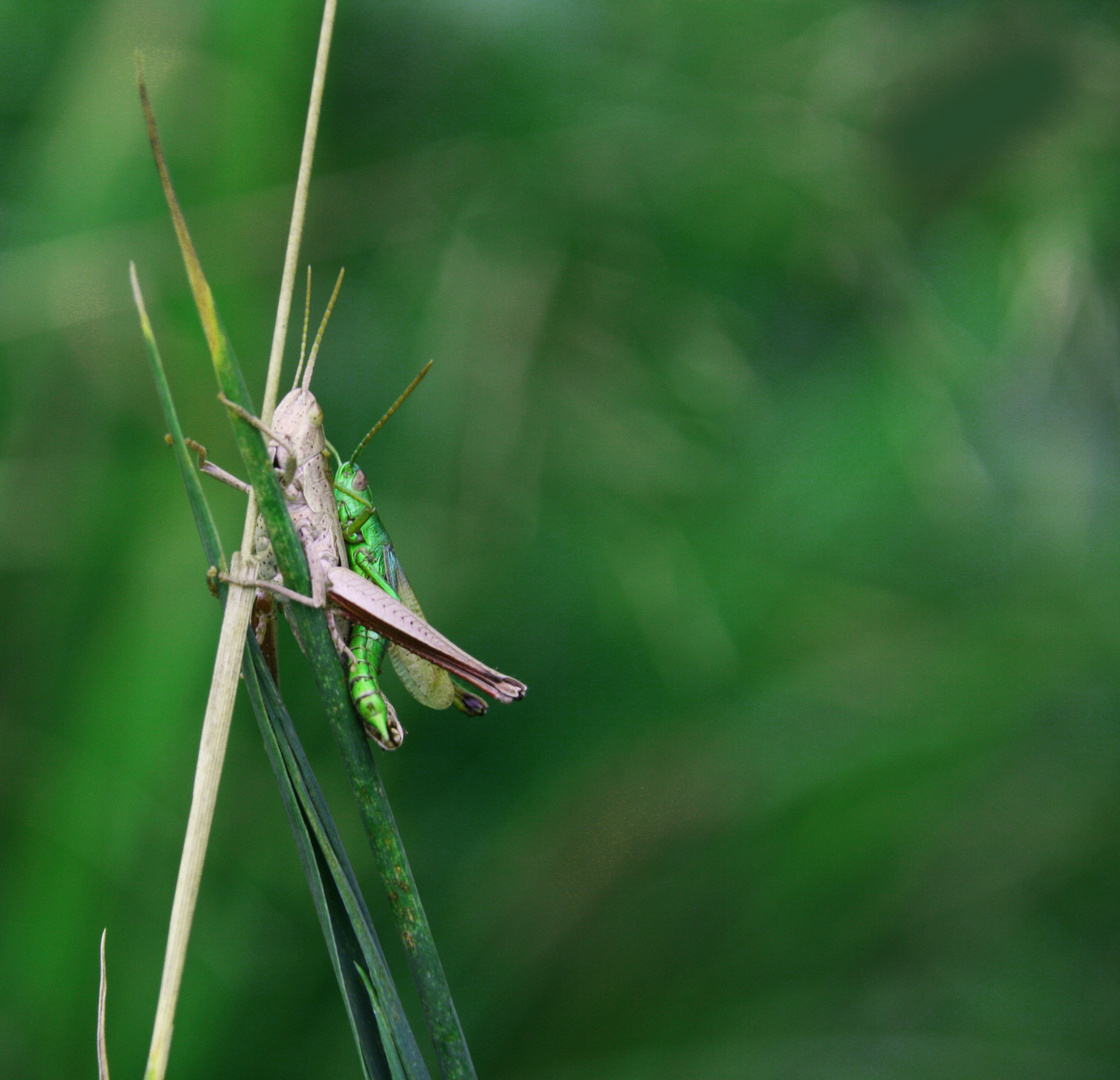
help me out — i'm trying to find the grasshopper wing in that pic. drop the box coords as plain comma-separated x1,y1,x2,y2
381,541,456,710
327,566,527,704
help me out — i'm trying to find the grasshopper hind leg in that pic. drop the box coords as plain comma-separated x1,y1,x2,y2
452,685,488,716
252,591,280,683
327,609,351,660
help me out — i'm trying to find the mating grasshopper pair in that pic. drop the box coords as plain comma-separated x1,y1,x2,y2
198,272,526,749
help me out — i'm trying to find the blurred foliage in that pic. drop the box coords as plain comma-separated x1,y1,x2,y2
2,1,1120,1077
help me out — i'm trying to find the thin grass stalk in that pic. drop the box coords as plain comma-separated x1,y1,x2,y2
134,267,255,1080
262,0,337,424
143,560,255,1080
97,930,109,1080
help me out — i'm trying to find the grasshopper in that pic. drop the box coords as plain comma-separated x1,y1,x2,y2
332,364,488,748
197,270,351,667
198,272,526,748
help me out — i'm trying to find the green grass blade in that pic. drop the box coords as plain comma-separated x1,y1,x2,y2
243,631,430,1080
356,965,409,1080
130,262,225,576
243,637,431,1080
282,611,479,1079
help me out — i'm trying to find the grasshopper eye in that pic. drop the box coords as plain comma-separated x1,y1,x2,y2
309,403,323,426
353,470,367,492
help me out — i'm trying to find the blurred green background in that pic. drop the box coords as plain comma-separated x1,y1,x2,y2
3,1,1120,1077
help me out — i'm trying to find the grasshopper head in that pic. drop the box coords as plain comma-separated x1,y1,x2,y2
335,461,372,502
336,461,367,491
334,461,373,540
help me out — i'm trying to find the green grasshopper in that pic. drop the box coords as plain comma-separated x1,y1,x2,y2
332,364,486,748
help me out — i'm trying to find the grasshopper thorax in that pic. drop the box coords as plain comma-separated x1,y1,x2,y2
270,386,326,483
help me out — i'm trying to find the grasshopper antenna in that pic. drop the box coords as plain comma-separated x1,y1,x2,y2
349,360,434,464
302,267,345,391
291,267,313,390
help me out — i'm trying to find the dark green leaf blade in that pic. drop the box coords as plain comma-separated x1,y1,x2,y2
130,262,225,577
242,635,431,1080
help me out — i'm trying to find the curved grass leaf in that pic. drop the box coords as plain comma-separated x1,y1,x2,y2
131,263,225,578
243,635,430,1080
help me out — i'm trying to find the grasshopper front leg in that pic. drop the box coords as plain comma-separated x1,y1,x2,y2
179,437,287,679
177,437,253,495
183,433,349,669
